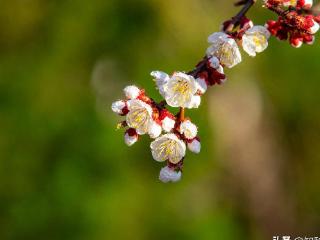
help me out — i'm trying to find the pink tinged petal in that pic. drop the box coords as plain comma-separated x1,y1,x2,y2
290,38,303,48
124,129,138,146
309,20,319,34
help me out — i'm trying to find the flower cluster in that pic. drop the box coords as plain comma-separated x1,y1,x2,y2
264,0,320,47
112,83,201,183
110,0,319,183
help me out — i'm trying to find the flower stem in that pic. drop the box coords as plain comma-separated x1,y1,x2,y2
179,107,185,122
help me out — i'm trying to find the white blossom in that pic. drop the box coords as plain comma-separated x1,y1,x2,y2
126,99,153,135
207,32,242,68
195,77,207,95
162,72,199,109
111,100,126,115
148,121,162,139
187,138,201,154
123,85,141,99
242,26,270,57
159,166,182,183
179,120,198,140
151,71,169,97
150,134,186,164
161,117,176,133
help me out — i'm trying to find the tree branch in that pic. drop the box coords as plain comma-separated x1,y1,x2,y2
225,0,257,33
180,0,257,123
187,0,257,78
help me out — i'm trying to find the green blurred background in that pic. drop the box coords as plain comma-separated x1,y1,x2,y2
1,0,320,239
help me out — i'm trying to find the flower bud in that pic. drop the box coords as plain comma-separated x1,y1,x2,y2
290,37,303,48
195,77,208,95
309,20,319,34
111,100,128,115
159,166,182,183
123,85,141,100
179,120,198,140
187,138,201,154
304,34,315,45
159,110,176,133
124,128,139,146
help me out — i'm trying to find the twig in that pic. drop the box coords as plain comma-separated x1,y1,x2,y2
187,0,257,78
179,0,257,123
225,0,257,33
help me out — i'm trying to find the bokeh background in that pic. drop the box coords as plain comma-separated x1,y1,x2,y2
1,0,320,239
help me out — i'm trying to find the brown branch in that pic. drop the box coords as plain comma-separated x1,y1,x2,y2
225,0,257,33
187,0,257,77
181,0,257,122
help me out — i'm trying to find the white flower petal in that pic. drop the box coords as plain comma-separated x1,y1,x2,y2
217,65,224,74
186,95,201,109
209,56,220,69
179,120,198,140
187,139,201,154
164,72,198,108
162,116,176,132
159,166,182,183
123,85,140,99
195,77,208,95
242,26,270,57
151,71,170,97
124,132,138,146
111,100,126,115
208,32,229,44
126,99,153,135
151,71,169,81
207,32,242,68
310,20,319,34
148,122,162,138
150,134,186,163
303,0,313,8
